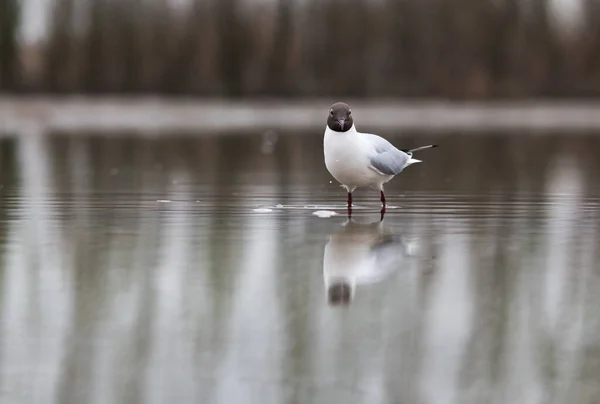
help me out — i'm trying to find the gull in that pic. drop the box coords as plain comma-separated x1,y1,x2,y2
323,102,437,212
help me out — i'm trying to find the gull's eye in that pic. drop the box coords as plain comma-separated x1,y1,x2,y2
330,110,334,116
348,110,351,115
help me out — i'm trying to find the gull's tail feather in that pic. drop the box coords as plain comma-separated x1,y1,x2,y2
403,158,422,168
401,144,438,153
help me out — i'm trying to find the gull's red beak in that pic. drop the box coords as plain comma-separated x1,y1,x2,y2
338,119,345,130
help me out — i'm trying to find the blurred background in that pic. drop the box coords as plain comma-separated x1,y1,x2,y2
0,0,599,98
1,1,600,404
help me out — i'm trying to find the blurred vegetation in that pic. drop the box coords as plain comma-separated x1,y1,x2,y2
4,0,600,99
0,0,21,91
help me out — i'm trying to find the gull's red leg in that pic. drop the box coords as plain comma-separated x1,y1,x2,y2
380,191,387,219
347,192,353,217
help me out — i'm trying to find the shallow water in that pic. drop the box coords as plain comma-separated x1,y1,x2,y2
1,130,600,404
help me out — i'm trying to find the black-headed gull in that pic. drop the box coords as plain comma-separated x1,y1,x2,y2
323,102,437,212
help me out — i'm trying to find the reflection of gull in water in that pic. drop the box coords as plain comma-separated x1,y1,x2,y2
322,217,418,305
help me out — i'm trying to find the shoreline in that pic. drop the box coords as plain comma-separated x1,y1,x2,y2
2,96,600,134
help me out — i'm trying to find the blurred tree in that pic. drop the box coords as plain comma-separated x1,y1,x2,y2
578,0,600,95
137,0,172,92
112,0,142,93
43,0,75,92
0,0,20,91
161,1,205,94
527,0,564,96
266,0,294,96
215,0,250,97
308,0,371,97
81,0,107,92
386,0,427,96
340,0,371,97
483,0,520,96
300,0,325,95
6,0,600,99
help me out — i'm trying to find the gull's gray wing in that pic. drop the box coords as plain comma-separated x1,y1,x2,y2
365,134,410,175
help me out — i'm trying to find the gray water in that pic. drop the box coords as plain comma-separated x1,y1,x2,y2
1,130,600,404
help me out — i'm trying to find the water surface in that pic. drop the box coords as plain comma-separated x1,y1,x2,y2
0,130,599,404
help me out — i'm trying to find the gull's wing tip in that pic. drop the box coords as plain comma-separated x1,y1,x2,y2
402,144,439,153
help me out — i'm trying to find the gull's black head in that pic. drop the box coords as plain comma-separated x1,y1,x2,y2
327,102,353,132
327,281,352,306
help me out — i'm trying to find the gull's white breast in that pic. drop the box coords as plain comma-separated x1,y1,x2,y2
323,126,391,189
